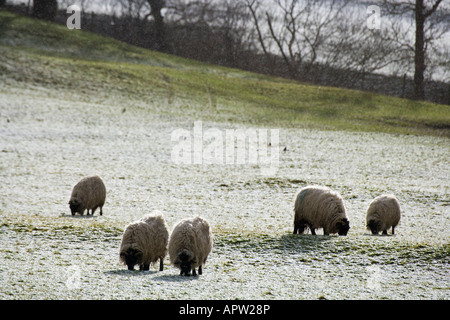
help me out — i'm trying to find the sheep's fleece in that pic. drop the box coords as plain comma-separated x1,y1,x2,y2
293,185,349,235
366,194,401,235
169,216,213,276
119,212,169,271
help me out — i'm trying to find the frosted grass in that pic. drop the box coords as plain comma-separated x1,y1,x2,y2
0,87,448,299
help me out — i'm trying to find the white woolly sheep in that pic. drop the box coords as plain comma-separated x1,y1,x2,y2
169,216,213,276
366,194,401,235
293,185,350,236
69,175,106,216
119,212,169,271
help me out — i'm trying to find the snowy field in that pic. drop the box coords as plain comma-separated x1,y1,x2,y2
0,85,449,299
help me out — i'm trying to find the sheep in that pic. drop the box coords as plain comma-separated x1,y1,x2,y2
293,185,350,236
366,194,401,235
69,175,106,216
119,212,169,271
169,216,213,276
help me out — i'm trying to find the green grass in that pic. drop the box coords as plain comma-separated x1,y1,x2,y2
0,213,124,238
3,212,447,267
1,10,449,136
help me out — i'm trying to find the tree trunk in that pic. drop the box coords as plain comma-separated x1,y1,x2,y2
414,0,425,100
147,0,167,52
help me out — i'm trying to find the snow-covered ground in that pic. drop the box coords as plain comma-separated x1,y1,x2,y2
0,85,448,299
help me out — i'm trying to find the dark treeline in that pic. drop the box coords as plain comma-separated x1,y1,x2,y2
3,0,449,105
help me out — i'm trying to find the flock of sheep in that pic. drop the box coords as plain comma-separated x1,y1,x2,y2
69,175,401,276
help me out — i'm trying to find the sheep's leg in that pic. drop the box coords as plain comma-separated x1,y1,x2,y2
392,226,395,235
294,224,306,234
294,221,307,234
311,228,316,235
198,265,202,275
159,257,164,271
99,206,103,216
192,267,197,276
91,207,97,216
293,221,299,234
141,264,150,271
382,230,387,235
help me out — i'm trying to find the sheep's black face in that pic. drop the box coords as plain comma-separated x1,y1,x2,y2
337,218,350,236
69,200,80,215
121,248,143,271
180,261,192,276
367,220,380,235
177,250,194,276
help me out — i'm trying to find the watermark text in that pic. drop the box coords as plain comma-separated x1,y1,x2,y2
171,121,280,175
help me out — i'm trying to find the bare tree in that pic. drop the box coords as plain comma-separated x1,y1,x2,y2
413,0,444,100
33,0,57,20
382,0,447,100
164,0,256,67
60,0,446,103
113,0,167,51
147,0,167,51
246,0,274,71
247,0,371,83
111,0,149,45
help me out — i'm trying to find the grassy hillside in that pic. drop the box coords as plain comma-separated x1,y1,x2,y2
1,11,449,300
0,10,449,136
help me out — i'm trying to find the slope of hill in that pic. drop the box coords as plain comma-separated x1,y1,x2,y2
1,10,449,137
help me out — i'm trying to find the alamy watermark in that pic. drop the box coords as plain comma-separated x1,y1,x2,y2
65,264,82,290
367,5,381,30
366,265,382,291
171,121,280,175
66,5,81,30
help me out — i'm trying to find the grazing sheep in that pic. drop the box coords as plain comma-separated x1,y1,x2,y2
366,194,401,235
293,186,350,236
169,216,213,276
119,212,169,271
69,175,106,216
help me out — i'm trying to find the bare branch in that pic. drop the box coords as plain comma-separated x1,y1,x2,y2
424,0,443,18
